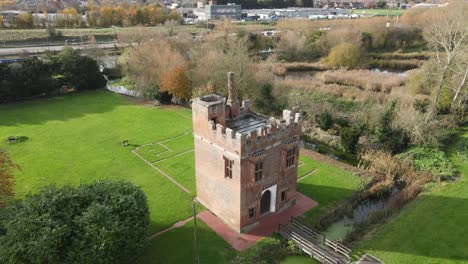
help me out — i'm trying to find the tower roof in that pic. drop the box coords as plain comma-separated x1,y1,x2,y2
226,113,268,135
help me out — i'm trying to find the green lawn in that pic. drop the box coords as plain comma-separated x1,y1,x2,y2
298,156,317,178
157,151,196,193
281,256,319,264
0,90,193,234
297,156,365,223
138,219,234,264
1,91,367,263
357,129,468,264
351,9,405,17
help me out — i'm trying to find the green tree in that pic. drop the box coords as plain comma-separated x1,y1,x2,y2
0,180,149,264
373,101,410,153
254,84,281,115
340,126,361,153
58,47,106,90
376,0,387,8
317,111,333,130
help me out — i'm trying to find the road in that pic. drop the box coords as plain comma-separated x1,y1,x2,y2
0,42,126,57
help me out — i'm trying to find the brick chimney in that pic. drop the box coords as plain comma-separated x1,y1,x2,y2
227,72,240,118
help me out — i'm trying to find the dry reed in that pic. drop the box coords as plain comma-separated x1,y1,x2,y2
316,69,407,93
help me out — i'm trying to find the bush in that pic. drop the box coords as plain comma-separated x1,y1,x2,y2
340,126,361,153
58,47,107,90
398,146,456,180
317,111,333,130
0,58,59,102
455,137,468,163
322,43,361,69
254,84,282,115
413,99,430,113
232,236,293,264
0,180,149,264
372,101,410,153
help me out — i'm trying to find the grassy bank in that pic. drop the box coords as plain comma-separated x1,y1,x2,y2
357,129,468,264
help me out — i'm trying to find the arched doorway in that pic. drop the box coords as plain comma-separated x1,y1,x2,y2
260,190,271,215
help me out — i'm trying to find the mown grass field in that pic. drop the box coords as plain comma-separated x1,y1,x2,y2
351,9,406,17
357,129,468,264
0,25,206,45
0,91,194,234
0,90,365,263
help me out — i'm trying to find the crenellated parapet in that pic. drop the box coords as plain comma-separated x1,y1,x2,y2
204,109,302,155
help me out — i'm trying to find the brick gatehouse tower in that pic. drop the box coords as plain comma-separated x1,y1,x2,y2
192,72,302,233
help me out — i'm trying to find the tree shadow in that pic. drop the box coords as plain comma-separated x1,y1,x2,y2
0,90,122,127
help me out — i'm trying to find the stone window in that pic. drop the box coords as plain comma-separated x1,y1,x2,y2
255,161,263,182
281,191,286,202
249,208,254,219
286,147,296,167
224,157,233,179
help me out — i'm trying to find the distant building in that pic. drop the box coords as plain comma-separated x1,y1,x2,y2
205,3,242,20
0,10,27,27
180,2,241,21
192,72,302,233
244,8,349,20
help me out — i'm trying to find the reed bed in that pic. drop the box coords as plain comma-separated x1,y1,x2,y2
316,69,407,93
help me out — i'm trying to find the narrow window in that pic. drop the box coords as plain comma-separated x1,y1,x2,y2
255,161,263,182
286,147,296,167
249,208,254,219
281,191,286,202
224,157,233,179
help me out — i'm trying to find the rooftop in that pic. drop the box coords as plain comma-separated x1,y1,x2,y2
226,113,268,135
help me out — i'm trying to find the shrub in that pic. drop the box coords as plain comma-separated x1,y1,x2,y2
58,47,107,90
413,99,430,113
340,126,361,153
372,101,410,153
160,66,192,100
254,84,282,115
455,137,468,162
0,180,149,264
398,146,456,180
322,43,361,69
436,87,453,114
232,236,293,264
317,111,333,130
0,58,59,102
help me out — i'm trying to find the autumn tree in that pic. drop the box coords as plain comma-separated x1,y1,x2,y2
160,66,192,100
0,151,15,208
322,43,362,69
57,8,80,28
16,13,34,28
118,31,187,96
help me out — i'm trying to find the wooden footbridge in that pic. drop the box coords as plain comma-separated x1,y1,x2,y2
278,217,383,264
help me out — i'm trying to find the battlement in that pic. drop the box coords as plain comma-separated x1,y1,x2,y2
205,110,302,152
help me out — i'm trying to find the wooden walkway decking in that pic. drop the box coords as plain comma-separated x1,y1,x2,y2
279,217,383,264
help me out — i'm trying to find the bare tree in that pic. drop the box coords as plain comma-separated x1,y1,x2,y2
423,3,468,120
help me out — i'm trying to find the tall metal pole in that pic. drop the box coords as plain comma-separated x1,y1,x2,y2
193,202,200,264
